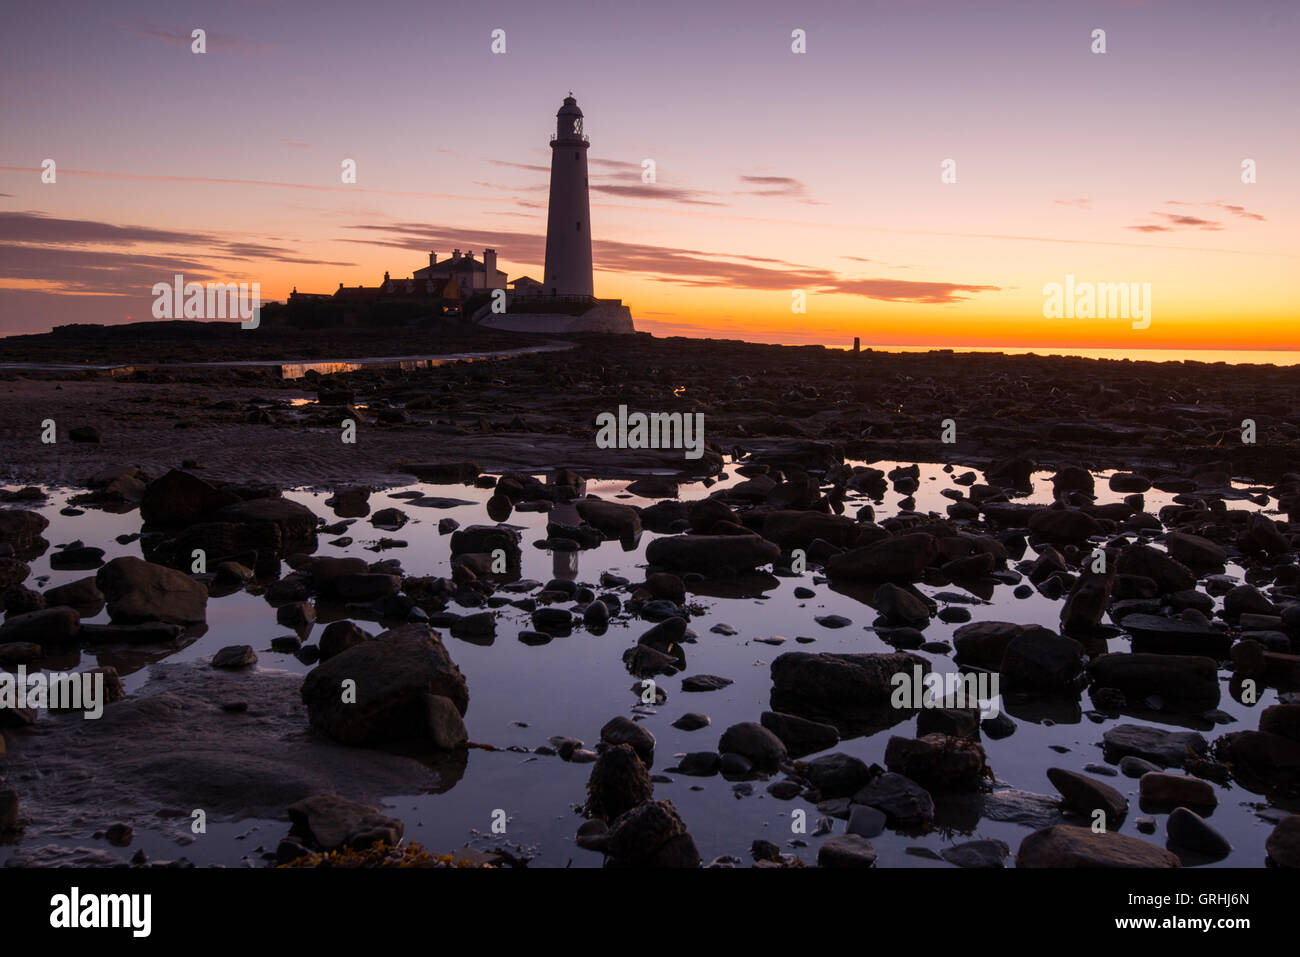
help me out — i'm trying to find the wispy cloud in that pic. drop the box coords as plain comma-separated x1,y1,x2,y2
342,222,998,304
737,174,823,204
1054,198,1092,210
128,21,270,55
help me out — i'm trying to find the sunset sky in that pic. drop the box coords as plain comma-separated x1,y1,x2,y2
1,0,1296,350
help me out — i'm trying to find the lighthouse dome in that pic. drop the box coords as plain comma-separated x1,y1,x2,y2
557,95,583,117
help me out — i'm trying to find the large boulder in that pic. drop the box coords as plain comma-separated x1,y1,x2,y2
96,556,207,624
1018,825,1179,867
999,627,1084,694
213,498,319,550
0,606,80,645
286,794,403,851
645,534,780,573
769,651,928,730
575,500,642,539
826,533,938,583
717,721,787,772
1116,544,1195,595
1087,653,1220,711
0,509,49,558
300,624,468,746
883,733,989,792
604,800,700,868
761,511,862,550
140,469,240,526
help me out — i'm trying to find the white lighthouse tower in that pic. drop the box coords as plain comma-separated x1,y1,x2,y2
543,94,594,298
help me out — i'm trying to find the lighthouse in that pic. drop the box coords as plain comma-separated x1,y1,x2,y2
543,94,594,298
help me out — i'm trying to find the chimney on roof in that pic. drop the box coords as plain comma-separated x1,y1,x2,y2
484,248,497,276
452,249,460,259
429,251,436,268
466,250,474,260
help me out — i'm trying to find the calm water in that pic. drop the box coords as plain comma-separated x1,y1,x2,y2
0,461,1287,867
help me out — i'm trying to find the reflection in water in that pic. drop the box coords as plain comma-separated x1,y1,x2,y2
0,460,1285,868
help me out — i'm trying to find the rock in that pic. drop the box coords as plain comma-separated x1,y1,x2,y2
760,711,839,758
826,532,938,583
1167,807,1231,859
1213,731,1300,794
999,627,1084,694
1102,724,1208,768
213,498,320,549
953,621,1023,666
1265,815,1300,867
872,582,932,628
1051,466,1095,497
852,772,935,827
287,794,403,851
0,558,30,591
0,642,41,666
1224,584,1278,621
0,509,48,557
884,734,989,792
334,573,401,602
680,674,732,692
424,694,468,749
645,534,780,573
917,707,980,739
846,804,887,838
600,716,655,766
1165,532,1227,568
675,751,721,776
769,650,929,729
370,507,407,530
96,556,208,625
0,606,79,645
800,752,875,798
1028,507,1103,543
1119,615,1232,658
941,838,1010,868
1120,755,1162,778
49,545,105,569
1109,472,1151,493
817,834,877,867
1116,544,1195,595
139,469,240,526
1060,572,1114,633
575,500,642,539
211,645,256,669
585,743,653,821
1139,772,1217,809
673,712,710,731
1087,653,1220,711
272,597,317,629
719,752,753,777
1047,767,1128,823
717,722,787,772
1260,703,1300,743
300,624,468,746
761,510,862,550
318,620,370,661
604,800,699,868
1018,825,1179,867
583,600,609,630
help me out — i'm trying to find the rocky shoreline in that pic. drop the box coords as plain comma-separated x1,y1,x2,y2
1,330,1299,868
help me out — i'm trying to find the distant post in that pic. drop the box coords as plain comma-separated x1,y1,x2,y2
853,337,860,353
